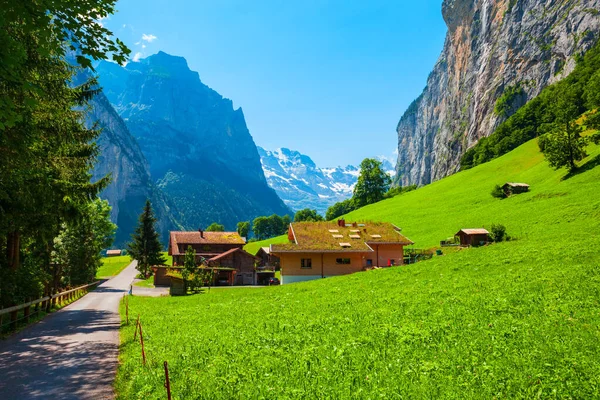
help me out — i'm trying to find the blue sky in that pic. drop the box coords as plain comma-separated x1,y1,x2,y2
103,1,447,167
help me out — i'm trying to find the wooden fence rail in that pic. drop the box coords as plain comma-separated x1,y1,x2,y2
0,280,101,331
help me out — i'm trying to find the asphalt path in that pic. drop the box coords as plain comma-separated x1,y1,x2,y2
0,260,138,399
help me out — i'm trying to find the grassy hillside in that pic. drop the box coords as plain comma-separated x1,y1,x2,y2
244,235,287,255
96,255,131,278
116,138,600,398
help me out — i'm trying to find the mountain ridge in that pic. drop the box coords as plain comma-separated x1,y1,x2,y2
96,52,291,231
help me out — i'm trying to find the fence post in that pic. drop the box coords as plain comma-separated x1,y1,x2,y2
24,305,30,324
126,295,129,325
139,321,147,365
164,361,172,400
10,310,17,330
134,314,140,341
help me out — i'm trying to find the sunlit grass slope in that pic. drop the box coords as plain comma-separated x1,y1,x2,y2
244,235,287,255
96,255,131,278
116,139,600,399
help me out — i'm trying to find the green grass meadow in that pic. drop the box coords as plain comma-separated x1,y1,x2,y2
117,139,600,398
96,255,131,278
244,235,288,255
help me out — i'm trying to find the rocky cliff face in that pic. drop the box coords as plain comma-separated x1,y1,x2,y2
88,92,181,246
395,0,600,186
96,52,291,230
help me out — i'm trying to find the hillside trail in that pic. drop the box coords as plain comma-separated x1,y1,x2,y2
0,260,138,399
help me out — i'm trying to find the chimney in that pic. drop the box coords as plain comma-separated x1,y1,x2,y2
338,219,345,227
198,227,204,238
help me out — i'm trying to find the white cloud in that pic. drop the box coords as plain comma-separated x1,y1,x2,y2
141,34,157,43
122,24,127,28
132,52,143,62
142,44,146,49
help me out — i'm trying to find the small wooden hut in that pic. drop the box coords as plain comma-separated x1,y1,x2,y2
455,229,489,247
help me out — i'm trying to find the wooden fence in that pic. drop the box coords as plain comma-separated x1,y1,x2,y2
0,281,101,332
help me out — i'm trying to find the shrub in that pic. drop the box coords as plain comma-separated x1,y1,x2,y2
490,224,507,242
491,184,505,199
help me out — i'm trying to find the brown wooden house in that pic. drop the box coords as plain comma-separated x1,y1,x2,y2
256,247,280,268
455,229,489,247
159,229,261,286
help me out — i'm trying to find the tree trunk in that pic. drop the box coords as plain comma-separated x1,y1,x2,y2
6,231,21,270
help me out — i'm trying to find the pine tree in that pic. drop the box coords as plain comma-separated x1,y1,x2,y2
127,200,166,277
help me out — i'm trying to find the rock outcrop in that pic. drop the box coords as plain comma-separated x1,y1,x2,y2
395,0,600,186
89,92,181,246
95,52,291,230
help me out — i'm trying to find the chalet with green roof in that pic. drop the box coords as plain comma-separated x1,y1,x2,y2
271,219,413,284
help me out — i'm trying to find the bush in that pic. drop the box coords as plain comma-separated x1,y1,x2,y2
491,185,505,199
490,224,507,242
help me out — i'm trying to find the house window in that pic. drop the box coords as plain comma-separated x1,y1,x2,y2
336,258,351,265
366,259,373,267
301,258,312,269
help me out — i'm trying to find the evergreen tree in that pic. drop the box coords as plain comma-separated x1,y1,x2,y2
353,158,392,208
127,200,166,278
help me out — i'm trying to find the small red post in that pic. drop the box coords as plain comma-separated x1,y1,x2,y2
139,322,147,365
134,314,140,341
164,361,172,400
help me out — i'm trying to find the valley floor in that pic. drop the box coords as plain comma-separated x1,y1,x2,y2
116,139,600,399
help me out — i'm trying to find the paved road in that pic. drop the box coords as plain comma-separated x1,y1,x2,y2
0,261,139,399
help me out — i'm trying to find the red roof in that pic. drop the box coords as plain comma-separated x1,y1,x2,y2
457,228,489,235
207,247,259,263
169,231,245,255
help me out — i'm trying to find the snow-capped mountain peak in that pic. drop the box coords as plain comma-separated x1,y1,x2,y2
257,146,395,215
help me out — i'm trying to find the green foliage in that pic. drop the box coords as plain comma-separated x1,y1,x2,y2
0,15,122,306
0,0,130,129
325,198,356,221
243,235,288,255
53,199,116,285
494,84,525,117
353,158,392,208
489,224,507,242
205,222,225,232
126,200,166,278
236,221,250,238
293,208,324,222
252,214,290,240
182,245,196,283
116,136,600,398
538,85,588,171
491,184,505,199
461,40,600,170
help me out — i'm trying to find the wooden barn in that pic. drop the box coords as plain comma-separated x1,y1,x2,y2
256,247,280,269
455,229,489,247
502,182,530,197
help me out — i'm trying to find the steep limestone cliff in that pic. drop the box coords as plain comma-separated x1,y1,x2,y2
89,92,181,246
96,52,291,230
395,0,600,186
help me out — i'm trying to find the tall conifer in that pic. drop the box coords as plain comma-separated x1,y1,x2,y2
127,200,166,277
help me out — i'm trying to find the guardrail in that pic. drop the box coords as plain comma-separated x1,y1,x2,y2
0,280,101,332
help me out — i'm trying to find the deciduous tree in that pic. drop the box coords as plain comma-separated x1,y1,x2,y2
294,209,323,222
353,158,392,208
